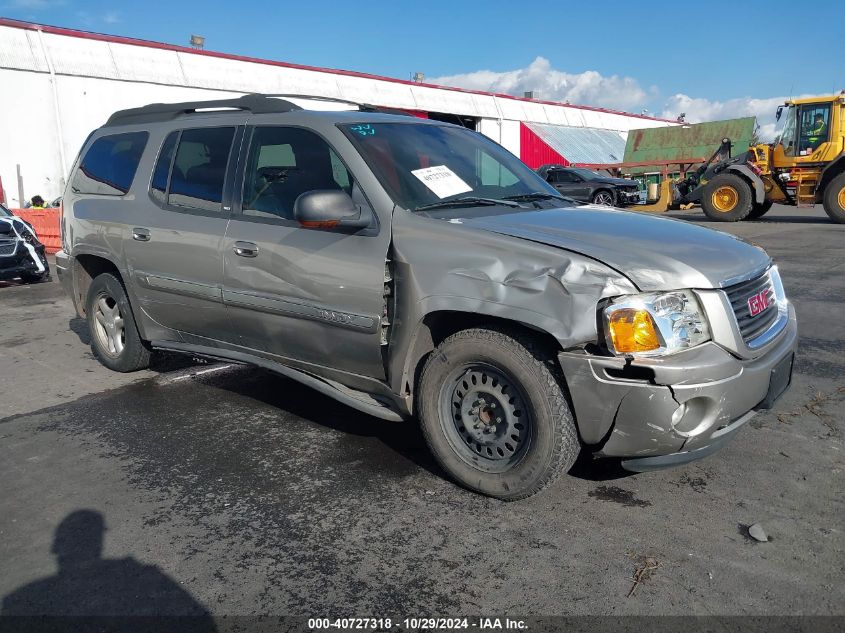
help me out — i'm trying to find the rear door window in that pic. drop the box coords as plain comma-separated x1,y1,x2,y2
72,131,148,196
166,127,235,212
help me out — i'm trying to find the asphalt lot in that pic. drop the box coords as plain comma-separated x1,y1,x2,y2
0,204,843,620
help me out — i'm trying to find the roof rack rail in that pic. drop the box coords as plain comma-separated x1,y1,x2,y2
105,94,302,126
258,93,413,116
104,93,414,127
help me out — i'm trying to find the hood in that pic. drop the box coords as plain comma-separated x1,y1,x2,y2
460,206,770,291
593,177,638,188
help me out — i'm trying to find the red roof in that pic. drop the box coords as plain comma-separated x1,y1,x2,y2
0,17,675,124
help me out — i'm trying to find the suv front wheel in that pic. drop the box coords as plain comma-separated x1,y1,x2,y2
418,327,579,500
86,272,151,372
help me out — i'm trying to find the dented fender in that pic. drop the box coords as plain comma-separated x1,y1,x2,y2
386,210,637,400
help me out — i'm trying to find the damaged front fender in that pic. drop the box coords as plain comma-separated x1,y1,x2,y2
387,211,637,399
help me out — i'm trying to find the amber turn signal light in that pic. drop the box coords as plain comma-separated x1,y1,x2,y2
607,308,661,353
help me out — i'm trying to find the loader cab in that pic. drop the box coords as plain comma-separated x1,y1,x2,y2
773,100,834,164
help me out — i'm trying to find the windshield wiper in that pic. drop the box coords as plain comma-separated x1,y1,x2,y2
413,196,522,212
503,192,577,204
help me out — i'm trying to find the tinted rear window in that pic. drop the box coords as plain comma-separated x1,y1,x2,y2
72,132,148,196
167,127,235,212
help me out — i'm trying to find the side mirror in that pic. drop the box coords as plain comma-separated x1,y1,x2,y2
293,190,369,229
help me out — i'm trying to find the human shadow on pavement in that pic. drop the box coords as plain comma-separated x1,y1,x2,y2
1,510,216,632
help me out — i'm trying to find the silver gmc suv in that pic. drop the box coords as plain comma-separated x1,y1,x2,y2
56,95,797,499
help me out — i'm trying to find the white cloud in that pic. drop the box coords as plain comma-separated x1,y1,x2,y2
659,93,827,140
103,11,121,24
428,56,653,112
428,56,833,140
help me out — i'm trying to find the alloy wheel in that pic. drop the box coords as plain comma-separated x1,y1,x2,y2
593,191,614,206
92,293,125,357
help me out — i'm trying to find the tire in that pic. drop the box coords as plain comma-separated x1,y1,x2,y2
592,190,614,206
746,200,774,220
822,172,845,224
85,272,150,372
417,327,580,500
701,173,753,221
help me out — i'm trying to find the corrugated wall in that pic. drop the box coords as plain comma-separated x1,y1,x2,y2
0,20,674,201
519,123,569,168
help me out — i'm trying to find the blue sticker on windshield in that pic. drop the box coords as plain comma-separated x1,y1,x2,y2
350,124,375,137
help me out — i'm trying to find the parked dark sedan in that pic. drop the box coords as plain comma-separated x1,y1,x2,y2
536,165,641,207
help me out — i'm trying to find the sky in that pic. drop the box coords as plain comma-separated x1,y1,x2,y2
2,0,842,137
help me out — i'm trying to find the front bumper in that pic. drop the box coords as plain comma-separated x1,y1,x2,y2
0,241,48,280
558,304,798,471
616,190,642,206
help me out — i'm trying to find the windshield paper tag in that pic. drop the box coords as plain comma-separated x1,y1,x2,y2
411,165,472,199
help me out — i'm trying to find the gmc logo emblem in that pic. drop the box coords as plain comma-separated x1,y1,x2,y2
748,290,770,317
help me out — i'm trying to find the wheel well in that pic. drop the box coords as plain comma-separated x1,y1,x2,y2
405,311,563,412
721,167,764,203
72,255,121,317
818,156,845,193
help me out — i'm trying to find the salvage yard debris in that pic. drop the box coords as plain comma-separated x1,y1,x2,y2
626,552,661,597
748,523,769,543
777,387,844,437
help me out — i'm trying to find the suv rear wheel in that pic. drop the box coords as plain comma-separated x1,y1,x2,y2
417,327,579,500
86,272,150,372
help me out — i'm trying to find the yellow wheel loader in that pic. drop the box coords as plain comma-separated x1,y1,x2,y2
691,93,845,223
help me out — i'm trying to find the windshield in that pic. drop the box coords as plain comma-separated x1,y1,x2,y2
340,122,560,211
0,203,13,217
776,105,797,157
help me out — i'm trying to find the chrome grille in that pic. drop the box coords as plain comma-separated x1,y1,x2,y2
725,270,778,344
0,239,16,256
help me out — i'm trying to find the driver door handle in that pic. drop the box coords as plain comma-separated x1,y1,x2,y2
233,241,259,258
132,228,151,242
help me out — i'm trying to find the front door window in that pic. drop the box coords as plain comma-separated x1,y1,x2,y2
242,127,354,221
798,104,831,155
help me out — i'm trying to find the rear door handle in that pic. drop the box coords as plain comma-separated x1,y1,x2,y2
233,241,259,258
132,228,151,242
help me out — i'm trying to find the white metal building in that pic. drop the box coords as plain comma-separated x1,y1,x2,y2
0,18,673,204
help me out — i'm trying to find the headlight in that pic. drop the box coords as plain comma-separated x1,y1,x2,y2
602,290,711,357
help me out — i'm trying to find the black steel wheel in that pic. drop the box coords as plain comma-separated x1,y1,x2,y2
418,327,580,500
440,364,533,474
